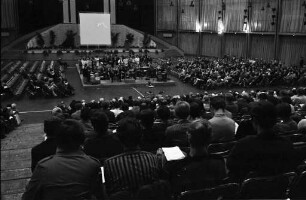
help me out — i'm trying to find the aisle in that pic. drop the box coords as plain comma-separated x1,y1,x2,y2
1,123,44,200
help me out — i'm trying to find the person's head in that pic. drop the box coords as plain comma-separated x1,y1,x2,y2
276,103,292,120
188,119,212,149
174,101,190,120
117,118,142,148
157,105,170,121
56,119,85,151
121,103,129,111
44,117,62,137
139,109,155,129
189,101,202,119
90,111,109,135
74,103,83,111
210,96,226,111
80,107,91,121
250,101,277,131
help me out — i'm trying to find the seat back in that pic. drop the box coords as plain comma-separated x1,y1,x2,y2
289,171,306,199
178,183,239,200
240,172,297,199
208,140,237,157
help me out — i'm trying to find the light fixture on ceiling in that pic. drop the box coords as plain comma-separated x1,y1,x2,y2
190,1,195,7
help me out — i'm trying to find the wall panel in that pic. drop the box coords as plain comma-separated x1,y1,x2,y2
224,0,247,32
157,32,177,46
201,33,222,57
157,0,177,30
1,0,18,29
224,34,246,57
179,32,199,54
250,35,274,60
279,36,306,66
280,0,306,33
179,0,199,31
201,0,221,32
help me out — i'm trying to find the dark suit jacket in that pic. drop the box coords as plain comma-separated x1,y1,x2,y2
164,119,191,147
31,138,57,172
84,133,124,164
227,132,301,181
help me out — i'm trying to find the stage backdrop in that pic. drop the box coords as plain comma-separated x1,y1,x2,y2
79,13,111,45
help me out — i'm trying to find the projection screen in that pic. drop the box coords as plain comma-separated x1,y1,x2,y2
79,13,111,45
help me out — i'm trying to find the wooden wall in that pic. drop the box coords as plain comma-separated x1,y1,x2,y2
156,0,306,66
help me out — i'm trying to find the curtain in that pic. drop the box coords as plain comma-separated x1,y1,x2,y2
280,0,306,33
250,0,277,32
201,33,222,57
157,0,177,30
279,36,306,66
179,0,199,30
201,0,221,32
1,0,18,29
250,34,275,60
224,34,246,57
179,32,199,54
224,0,247,32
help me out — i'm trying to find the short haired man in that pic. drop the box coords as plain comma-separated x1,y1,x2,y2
164,101,191,147
23,119,101,200
104,118,160,196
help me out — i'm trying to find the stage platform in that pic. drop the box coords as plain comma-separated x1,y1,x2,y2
76,64,176,88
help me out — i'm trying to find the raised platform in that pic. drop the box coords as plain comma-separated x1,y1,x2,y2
76,64,176,88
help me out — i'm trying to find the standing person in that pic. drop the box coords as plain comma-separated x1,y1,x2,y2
22,120,101,200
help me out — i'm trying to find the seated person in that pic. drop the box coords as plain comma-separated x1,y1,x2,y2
22,119,101,200
104,118,160,196
274,103,298,134
164,101,191,147
84,111,123,163
31,117,62,172
227,101,301,182
78,107,95,140
162,119,226,193
209,96,236,142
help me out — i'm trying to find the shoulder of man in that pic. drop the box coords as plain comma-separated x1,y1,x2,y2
37,155,55,165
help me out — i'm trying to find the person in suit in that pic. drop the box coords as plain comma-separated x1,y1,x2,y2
84,111,123,164
31,117,62,172
23,119,101,200
164,101,191,147
227,101,301,182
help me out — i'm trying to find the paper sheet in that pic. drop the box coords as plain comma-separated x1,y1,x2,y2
162,146,185,161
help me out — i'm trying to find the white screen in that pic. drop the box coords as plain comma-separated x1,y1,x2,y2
79,13,111,45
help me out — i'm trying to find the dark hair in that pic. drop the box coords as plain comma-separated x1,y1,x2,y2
121,103,129,111
210,96,226,110
188,120,212,148
90,111,109,135
117,118,142,148
157,105,170,121
80,107,91,121
276,103,292,119
140,109,155,129
174,101,190,120
250,101,277,129
44,117,62,137
189,102,201,119
56,119,85,151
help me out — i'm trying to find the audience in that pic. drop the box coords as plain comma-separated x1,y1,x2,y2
31,117,62,172
84,111,123,164
227,101,301,182
104,118,160,196
274,103,298,134
209,96,236,142
23,119,101,200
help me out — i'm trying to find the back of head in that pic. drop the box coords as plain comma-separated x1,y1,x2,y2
174,101,190,120
44,117,62,137
210,96,226,111
157,105,170,121
139,109,154,129
276,103,292,119
80,107,92,121
250,101,277,130
90,111,109,135
56,119,85,151
190,101,201,119
188,119,212,148
117,118,142,148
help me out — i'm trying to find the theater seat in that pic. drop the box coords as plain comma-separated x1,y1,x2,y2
178,183,239,200
207,140,237,157
289,170,306,199
240,172,297,199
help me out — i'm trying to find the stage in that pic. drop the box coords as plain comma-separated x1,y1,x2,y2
76,64,176,88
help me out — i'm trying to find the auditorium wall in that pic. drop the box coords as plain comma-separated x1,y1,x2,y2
156,0,306,66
